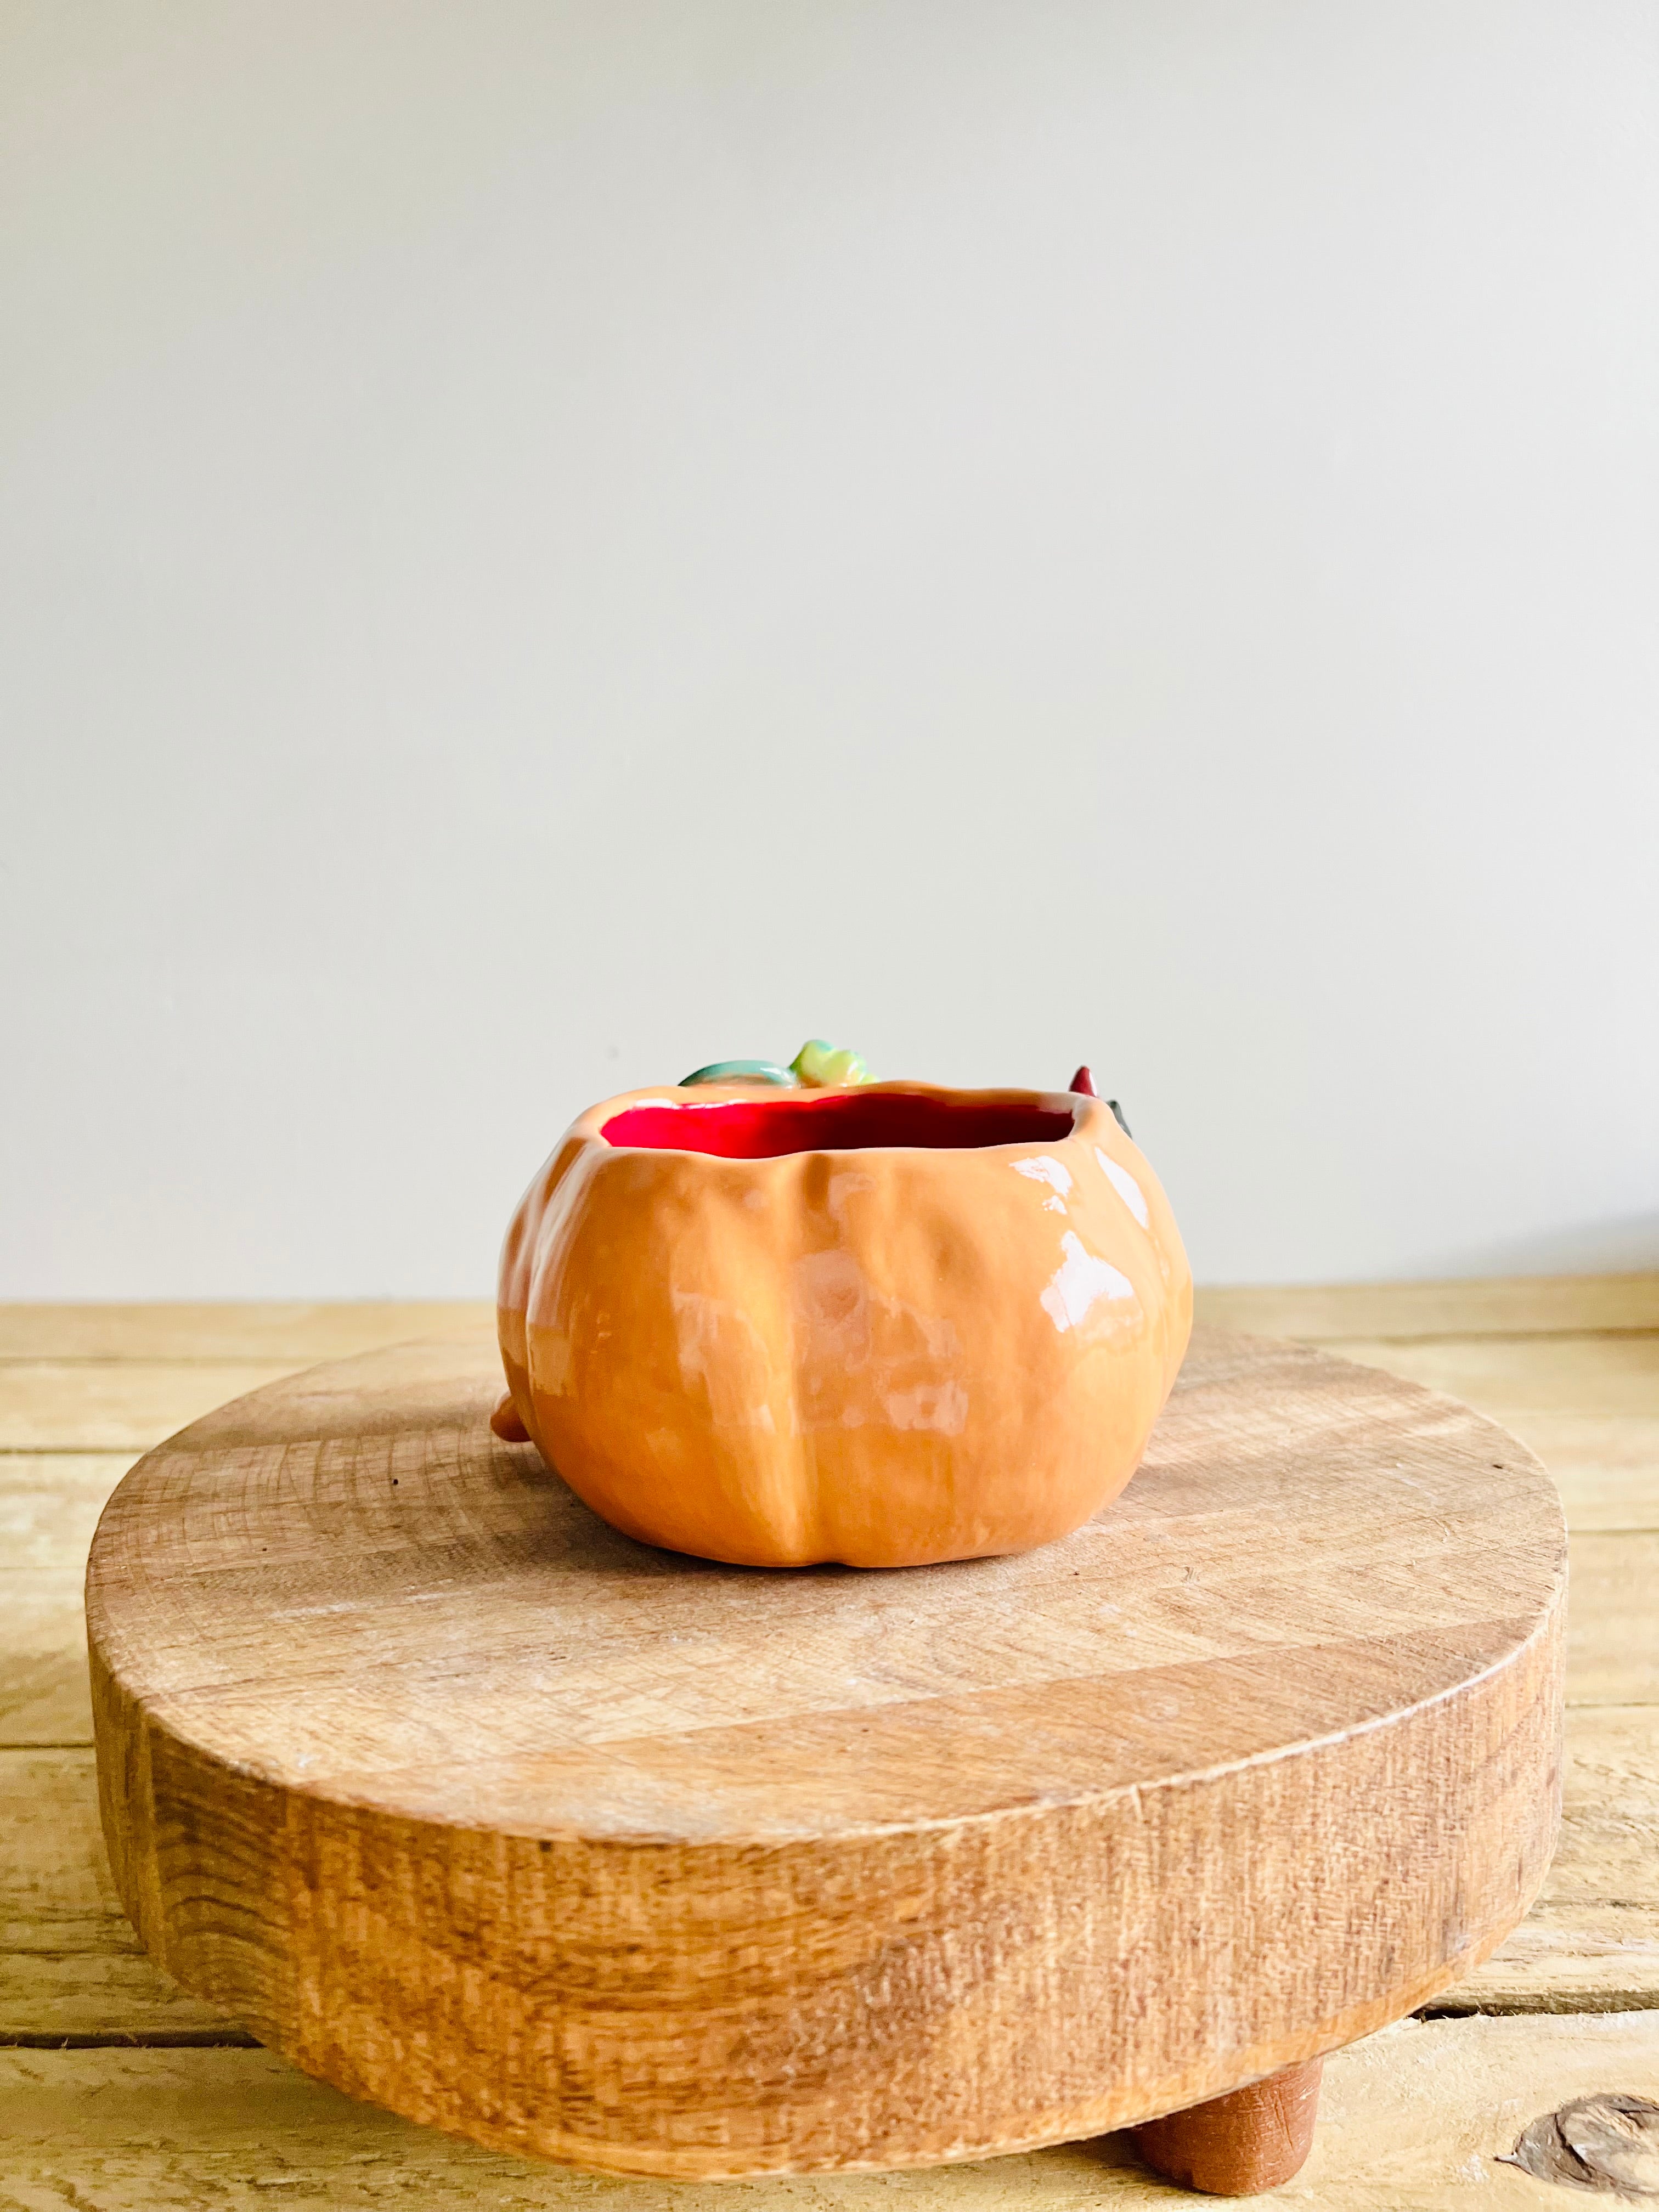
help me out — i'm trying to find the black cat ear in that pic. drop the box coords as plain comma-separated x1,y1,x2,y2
1069,1066,1131,1140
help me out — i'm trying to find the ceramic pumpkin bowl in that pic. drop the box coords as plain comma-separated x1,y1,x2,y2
495,1064,1192,1567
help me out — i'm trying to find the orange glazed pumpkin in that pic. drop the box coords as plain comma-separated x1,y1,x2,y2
495,1080,1192,1568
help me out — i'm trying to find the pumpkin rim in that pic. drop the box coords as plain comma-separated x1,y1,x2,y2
597,1085,1082,1160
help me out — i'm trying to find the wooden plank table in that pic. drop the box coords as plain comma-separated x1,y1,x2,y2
3,1279,1657,2205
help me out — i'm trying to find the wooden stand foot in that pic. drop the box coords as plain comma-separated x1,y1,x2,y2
1134,2058,1324,2196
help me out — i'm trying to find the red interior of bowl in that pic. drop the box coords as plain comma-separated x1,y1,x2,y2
602,1091,1075,1159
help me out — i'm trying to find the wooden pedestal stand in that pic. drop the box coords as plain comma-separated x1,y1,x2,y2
87,1328,1563,2193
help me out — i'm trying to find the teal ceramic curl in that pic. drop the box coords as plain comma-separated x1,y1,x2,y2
679,1059,797,1087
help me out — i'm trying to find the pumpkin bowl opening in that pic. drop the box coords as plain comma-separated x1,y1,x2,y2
600,1091,1076,1160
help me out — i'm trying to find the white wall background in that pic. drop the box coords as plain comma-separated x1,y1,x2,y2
2,0,1655,1297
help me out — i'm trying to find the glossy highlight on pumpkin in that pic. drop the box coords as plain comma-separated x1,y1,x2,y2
497,1077,1193,1570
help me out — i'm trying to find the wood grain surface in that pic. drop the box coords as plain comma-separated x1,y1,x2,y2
1192,1272,1659,1340
0,1453,137,1742
0,1300,490,1362
86,1327,1564,2179
4,1280,1652,2205
11,1706,1651,2040
5,1989,1659,2207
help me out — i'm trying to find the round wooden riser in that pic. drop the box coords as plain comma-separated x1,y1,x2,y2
87,1327,1564,2187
